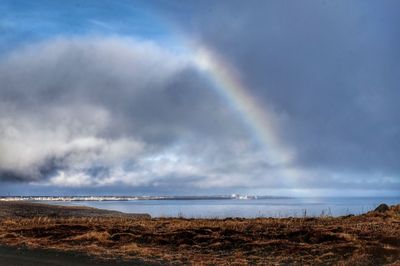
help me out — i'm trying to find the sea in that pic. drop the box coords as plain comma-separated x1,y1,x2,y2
44,197,400,218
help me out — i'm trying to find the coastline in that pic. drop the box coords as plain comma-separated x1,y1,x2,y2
0,201,399,265
0,201,150,219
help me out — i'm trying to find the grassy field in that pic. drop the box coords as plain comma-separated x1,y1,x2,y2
0,202,399,265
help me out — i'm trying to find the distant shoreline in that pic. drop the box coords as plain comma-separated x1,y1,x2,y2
0,195,292,202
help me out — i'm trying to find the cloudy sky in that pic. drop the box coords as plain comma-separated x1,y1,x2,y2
0,0,399,196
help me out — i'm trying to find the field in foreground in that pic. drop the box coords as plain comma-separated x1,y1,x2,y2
0,202,399,265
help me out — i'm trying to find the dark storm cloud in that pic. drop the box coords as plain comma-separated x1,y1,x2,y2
159,0,400,176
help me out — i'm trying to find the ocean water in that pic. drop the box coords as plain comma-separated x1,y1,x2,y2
44,197,400,218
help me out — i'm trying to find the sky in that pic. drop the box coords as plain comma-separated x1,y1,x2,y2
0,0,399,196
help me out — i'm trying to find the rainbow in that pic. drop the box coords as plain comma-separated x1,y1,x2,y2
191,45,294,166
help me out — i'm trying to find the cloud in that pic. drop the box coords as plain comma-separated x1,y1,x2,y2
0,36,264,189
0,36,182,182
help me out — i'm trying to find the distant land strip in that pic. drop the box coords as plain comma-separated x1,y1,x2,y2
0,195,291,201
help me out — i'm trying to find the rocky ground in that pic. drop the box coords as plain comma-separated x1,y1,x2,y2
0,202,399,265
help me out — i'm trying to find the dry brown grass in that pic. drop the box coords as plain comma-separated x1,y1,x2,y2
0,205,399,265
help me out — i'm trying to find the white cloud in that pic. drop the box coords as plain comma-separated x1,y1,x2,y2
48,171,94,187
0,36,189,183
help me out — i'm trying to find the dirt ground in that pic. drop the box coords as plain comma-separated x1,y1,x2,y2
0,202,399,265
